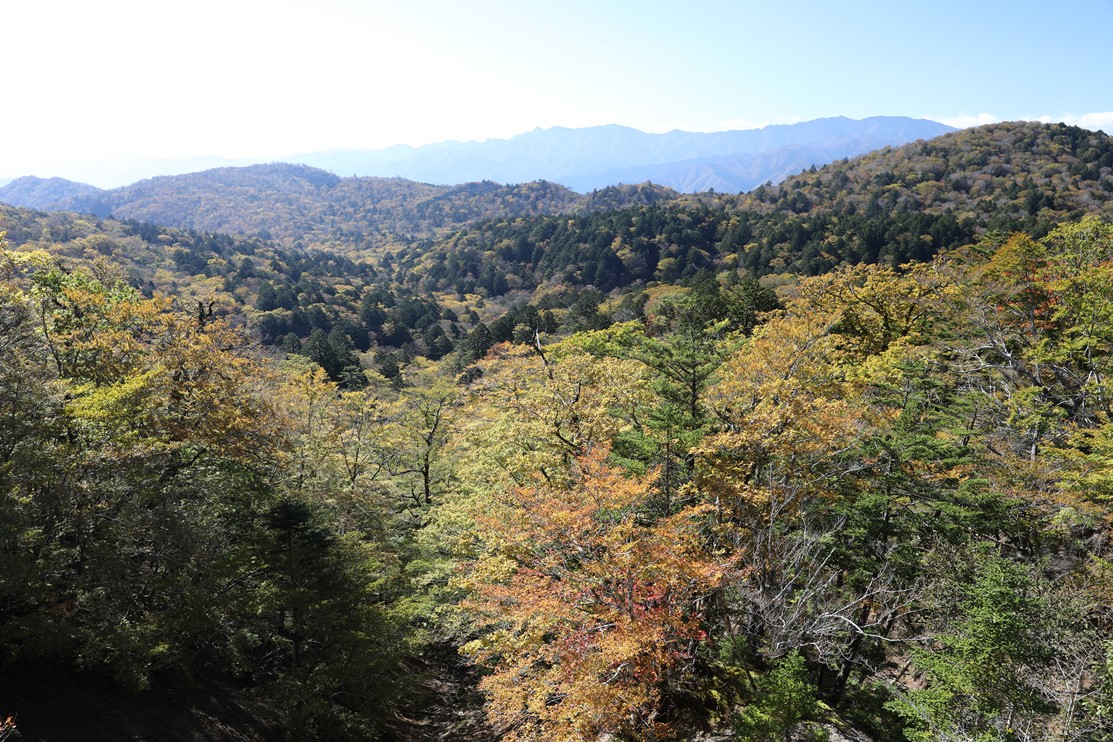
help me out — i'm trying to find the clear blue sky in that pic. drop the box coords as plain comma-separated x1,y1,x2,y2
3,0,1111,180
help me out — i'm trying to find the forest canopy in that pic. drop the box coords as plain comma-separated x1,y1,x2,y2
1,122,1112,740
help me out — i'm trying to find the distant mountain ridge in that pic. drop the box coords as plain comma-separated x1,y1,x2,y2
0,116,954,192
291,116,954,192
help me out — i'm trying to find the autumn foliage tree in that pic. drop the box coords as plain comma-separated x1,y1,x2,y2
461,446,724,740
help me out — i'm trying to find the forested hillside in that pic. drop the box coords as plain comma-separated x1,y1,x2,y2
0,166,678,251
0,203,468,385
7,122,1112,383
0,176,106,212
1,121,1112,741
3,218,1112,740
407,122,1113,297
6,123,1113,393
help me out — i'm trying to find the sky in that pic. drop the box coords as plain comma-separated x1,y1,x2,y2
3,0,1112,185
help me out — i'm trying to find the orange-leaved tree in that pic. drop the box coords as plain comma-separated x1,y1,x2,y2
460,445,723,741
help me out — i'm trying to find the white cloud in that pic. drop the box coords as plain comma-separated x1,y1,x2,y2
933,111,1113,134
1032,112,1113,133
935,113,1001,129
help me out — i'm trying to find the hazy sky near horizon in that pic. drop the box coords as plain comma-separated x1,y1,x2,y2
4,0,1112,181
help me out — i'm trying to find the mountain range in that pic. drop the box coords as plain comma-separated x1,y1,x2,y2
290,116,954,193
1,116,953,194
